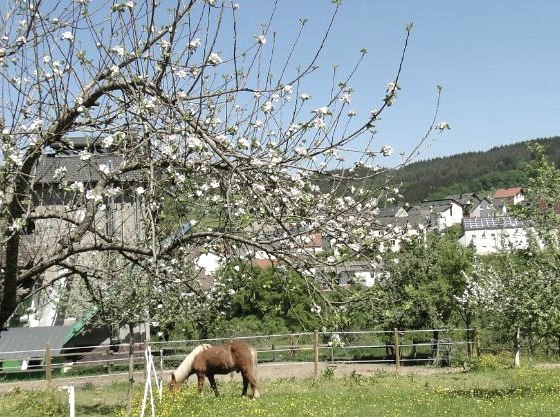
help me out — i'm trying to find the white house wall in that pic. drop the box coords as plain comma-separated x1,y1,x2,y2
460,227,528,254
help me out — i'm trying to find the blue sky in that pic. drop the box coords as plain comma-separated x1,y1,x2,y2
236,1,560,162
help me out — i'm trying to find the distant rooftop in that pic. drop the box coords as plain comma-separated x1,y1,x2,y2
463,216,524,231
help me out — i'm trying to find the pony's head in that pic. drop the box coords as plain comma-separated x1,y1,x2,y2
168,373,181,392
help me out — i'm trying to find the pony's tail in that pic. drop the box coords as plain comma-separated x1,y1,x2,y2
250,347,258,374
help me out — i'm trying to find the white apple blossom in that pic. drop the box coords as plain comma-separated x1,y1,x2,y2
207,52,222,65
252,183,266,195
340,92,351,104
255,34,266,45
312,118,327,130
53,167,67,180
135,186,146,195
61,31,74,41
175,69,187,79
110,45,126,57
300,93,311,100
312,106,331,116
102,135,114,148
98,164,112,175
85,190,102,202
79,150,92,161
436,121,451,131
237,137,249,149
188,38,201,51
261,101,273,114
381,145,393,157
69,182,85,193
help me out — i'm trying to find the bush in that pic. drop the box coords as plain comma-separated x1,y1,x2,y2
472,352,515,371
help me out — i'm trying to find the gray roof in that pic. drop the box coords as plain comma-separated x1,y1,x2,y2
463,216,524,231
33,155,141,184
0,325,73,360
376,206,407,218
444,193,482,206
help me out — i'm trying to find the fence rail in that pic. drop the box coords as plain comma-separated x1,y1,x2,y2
0,328,480,383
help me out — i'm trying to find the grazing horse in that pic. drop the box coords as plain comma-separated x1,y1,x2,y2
169,340,259,399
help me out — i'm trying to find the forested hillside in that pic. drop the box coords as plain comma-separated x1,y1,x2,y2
392,136,560,203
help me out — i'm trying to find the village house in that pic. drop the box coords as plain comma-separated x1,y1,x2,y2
407,199,463,231
459,216,527,254
493,187,525,206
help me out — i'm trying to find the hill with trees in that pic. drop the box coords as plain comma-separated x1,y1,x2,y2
392,136,560,203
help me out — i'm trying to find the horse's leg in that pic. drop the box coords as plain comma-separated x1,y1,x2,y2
196,373,205,395
245,371,259,399
207,374,219,397
241,374,249,396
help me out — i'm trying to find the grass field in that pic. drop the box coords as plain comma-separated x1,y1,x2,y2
2,367,560,416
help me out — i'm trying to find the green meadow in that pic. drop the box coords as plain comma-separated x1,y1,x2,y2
2,367,560,417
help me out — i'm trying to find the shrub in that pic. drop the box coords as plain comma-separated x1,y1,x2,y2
473,352,515,371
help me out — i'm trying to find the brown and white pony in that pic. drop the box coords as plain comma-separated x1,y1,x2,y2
169,340,259,399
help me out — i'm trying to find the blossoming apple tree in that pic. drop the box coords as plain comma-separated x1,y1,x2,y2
0,0,448,332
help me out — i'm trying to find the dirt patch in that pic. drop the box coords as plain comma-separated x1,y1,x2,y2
0,362,460,393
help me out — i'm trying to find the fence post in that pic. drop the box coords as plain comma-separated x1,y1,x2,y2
313,330,319,378
45,343,52,383
474,327,481,358
107,349,113,374
393,328,400,371
271,344,276,362
514,326,521,368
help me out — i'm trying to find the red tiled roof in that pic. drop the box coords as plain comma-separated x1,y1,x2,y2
494,187,523,199
251,258,276,268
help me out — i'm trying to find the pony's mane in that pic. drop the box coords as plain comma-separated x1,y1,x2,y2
172,343,212,383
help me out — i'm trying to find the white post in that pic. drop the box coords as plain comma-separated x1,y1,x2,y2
140,346,158,417
514,327,521,368
61,385,75,417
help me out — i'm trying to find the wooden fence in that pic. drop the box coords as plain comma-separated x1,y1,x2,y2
0,328,481,383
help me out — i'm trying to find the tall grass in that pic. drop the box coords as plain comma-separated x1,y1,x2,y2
2,367,560,416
